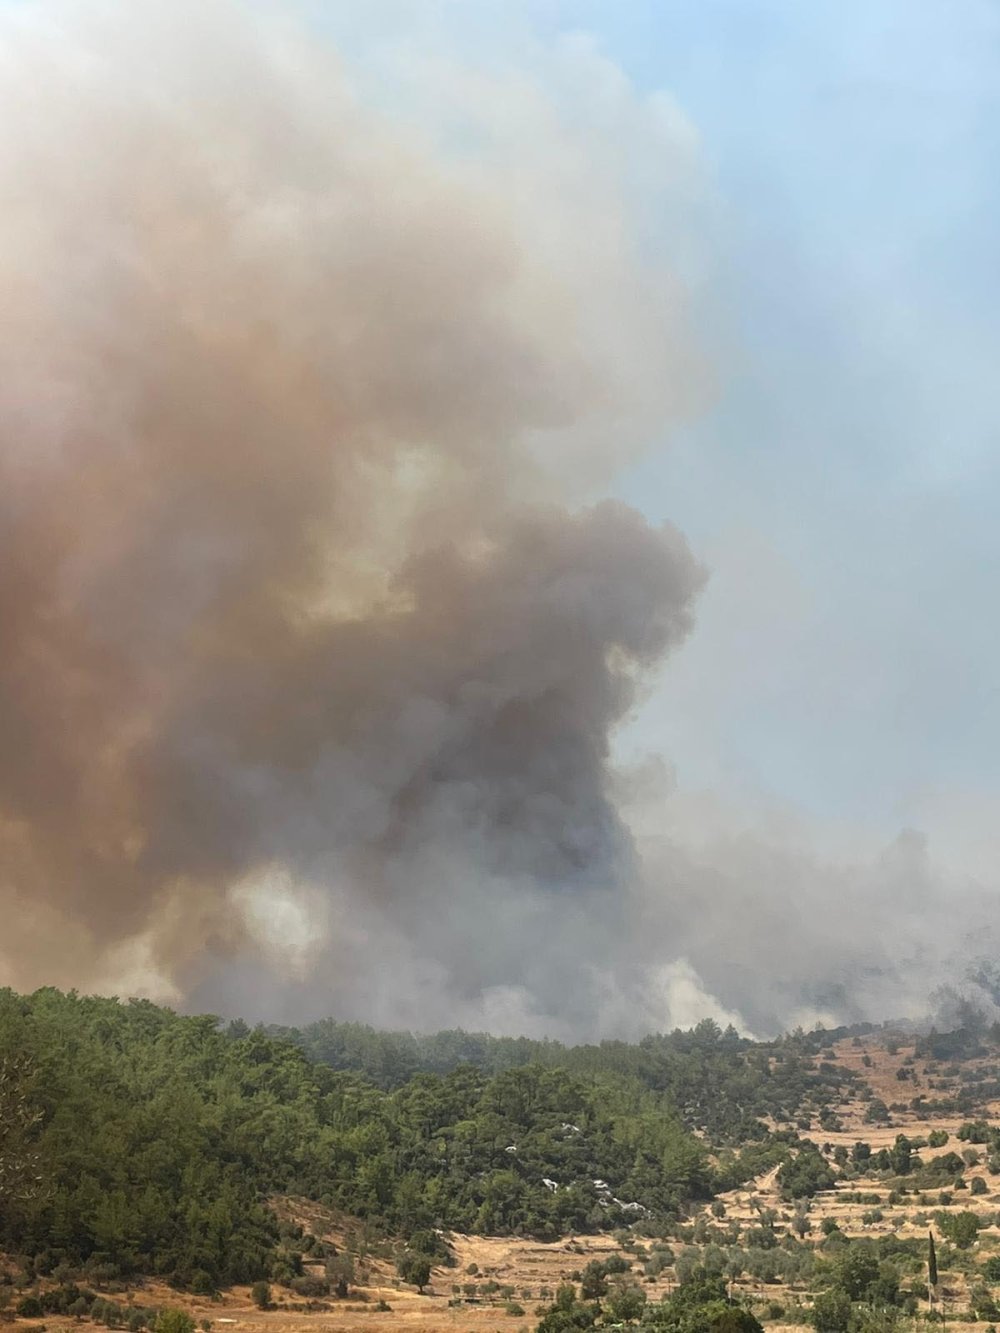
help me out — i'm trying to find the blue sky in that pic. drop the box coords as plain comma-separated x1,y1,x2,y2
574,2,1000,833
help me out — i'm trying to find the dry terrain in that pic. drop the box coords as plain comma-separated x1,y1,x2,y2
13,1032,1000,1333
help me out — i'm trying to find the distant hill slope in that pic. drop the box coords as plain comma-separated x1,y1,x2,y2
267,1015,864,1139
6,987,999,1296
0,989,715,1288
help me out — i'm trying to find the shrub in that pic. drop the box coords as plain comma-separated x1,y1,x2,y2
959,1123,993,1144
325,1254,354,1298
153,1313,196,1333
289,1276,328,1298
937,1210,982,1248
397,1255,432,1292
811,1288,851,1333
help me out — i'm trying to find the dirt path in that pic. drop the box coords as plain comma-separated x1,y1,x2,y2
758,1164,782,1192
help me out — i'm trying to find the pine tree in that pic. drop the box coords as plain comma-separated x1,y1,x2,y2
928,1230,938,1288
0,1057,43,1203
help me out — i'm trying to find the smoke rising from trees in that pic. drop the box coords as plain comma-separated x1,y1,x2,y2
2,1,994,1039
0,0,706,1031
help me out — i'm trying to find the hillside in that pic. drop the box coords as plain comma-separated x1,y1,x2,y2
7,993,1000,1331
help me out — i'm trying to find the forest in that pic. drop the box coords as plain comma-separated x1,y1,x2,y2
0,989,860,1292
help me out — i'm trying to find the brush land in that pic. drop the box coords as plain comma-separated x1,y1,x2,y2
5,992,1000,1333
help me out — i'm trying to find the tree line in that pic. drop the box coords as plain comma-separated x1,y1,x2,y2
0,989,714,1289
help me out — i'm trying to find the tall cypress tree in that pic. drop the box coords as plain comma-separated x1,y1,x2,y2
928,1230,938,1288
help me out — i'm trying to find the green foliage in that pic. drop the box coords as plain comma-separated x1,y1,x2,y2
579,1261,608,1300
889,1134,913,1174
810,1287,851,1333
1,985,969,1305
404,1230,452,1265
536,1283,596,1333
397,1253,432,1292
641,1270,763,1333
279,1015,861,1147
325,1253,354,1298
972,1285,1000,1321
778,1144,835,1199
0,1054,44,1204
935,1210,982,1249
806,1239,905,1333
604,1277,646,1324
250,1282,271,1310
958,1121,993,1144
153,1312,196,1333
535,1269,760,1333
0,988,713,1283
834,1245,880,1301
289,1274,328,1298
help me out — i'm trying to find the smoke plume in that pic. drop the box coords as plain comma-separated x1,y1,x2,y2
0,0,709,1033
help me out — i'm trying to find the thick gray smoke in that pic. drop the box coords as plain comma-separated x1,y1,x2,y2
0,0,709,1033
5,0,988,1041
625,780,1000,1039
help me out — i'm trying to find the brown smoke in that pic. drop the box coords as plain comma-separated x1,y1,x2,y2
0,0,706,1029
